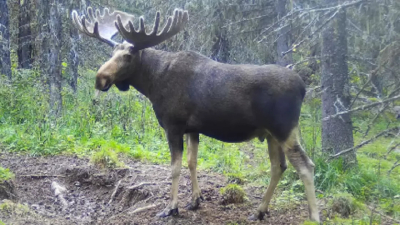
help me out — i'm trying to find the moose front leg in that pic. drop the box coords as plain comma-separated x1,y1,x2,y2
157,131,184,217
186,133,203,210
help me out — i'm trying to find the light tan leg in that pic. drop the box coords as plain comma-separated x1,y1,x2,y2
283,128,320,222
157,131,183,217
186,133,202,210
250,135,287,220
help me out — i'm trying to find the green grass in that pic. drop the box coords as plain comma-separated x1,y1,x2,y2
0,167,14,182
90,148,125,168
1,69,400,221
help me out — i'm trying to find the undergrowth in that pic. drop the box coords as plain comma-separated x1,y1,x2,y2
1,70,400,221
0,167,14,182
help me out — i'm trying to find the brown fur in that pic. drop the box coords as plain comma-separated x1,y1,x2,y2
73,6,319,222
95,43,320,222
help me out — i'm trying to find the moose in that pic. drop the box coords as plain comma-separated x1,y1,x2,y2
72,7,320,222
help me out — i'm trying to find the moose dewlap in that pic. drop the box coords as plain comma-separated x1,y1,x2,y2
71,7,320,222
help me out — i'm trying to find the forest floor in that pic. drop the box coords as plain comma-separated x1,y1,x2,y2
0,152,316,225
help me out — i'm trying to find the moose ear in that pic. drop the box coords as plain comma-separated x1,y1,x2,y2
115,80,130,91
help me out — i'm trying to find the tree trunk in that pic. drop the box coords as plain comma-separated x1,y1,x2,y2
275,0,292,66
210,7,230,63
17,0,33,69
0,0,12,80
36,0,62,115
321,1,356,167
48,1,62,115
67,0,80,93
36,0,49,77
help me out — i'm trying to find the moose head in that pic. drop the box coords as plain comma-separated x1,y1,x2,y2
72,7,188,93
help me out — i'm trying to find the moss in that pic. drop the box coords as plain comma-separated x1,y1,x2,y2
0,200,30,216
220,184,246,205
302,221,319,225
0,168,14,183
327,192,365,218
0,168,16,201
90,148,124,169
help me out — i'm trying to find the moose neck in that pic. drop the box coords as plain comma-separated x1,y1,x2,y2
130,48,173,98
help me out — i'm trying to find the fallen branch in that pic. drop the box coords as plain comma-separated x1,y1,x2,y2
106,203,161,222
128,203,161,215
108,179,122,205
127,181,170,190
328,126,400,160
18,174,66,178
322,94,400,121
51,181,68,209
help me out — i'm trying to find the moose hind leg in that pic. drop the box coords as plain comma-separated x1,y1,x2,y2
186,133,203,210
157,131,183,218
249,135,287,220
283,128,320,222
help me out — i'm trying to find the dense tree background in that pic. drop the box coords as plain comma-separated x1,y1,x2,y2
1,0,400,221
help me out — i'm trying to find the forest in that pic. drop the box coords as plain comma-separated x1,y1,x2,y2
1,0,400,224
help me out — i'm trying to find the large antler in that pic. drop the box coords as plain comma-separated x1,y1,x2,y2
115,8,189,51
71,7,136,47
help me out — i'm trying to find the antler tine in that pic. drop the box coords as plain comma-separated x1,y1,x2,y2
87,7,96,24
72,7,127,47
149,11,161,36
115,8,189,51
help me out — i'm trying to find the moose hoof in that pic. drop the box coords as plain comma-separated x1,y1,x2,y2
156,207,179,218
185,196,204,210
248,210,270,221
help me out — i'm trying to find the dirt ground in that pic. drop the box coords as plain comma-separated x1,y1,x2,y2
0,152,313,225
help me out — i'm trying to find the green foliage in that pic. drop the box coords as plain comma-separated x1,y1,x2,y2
312,156,400,203
327,192,364,218
90,148,124,169
0,167,14,182
1,69,400,221
220,184,246,205
0,200,30,215
225,172,246,185
301,221,319,225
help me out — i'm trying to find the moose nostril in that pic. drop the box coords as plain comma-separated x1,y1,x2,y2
95,76,110,90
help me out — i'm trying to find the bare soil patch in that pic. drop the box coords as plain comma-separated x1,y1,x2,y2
0,152,311,225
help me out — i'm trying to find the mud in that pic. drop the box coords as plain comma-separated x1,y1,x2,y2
0,152,313,225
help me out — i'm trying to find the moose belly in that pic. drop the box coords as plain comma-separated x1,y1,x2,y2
186,122,264,143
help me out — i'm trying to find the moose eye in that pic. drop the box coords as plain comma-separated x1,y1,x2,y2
123,54,132,61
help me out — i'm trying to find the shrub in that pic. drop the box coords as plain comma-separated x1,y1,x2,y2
220,184,246,205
